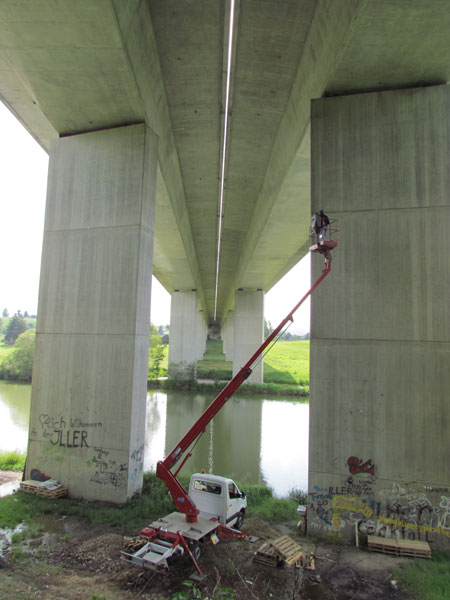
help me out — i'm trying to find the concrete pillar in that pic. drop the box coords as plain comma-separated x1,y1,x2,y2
222,311,235,361
308,84,450,547
169,291,205,371
197,312,207,359
233,290,264,384
27,124,157,503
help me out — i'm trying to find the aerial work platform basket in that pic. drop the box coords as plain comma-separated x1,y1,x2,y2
309,218,338,256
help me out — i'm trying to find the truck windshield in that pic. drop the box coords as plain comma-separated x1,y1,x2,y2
193,479,222,495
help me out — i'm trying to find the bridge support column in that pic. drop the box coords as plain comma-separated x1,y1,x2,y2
232,290,264,384
308,84,450,547
168,291,205,375
26,123,157,503
222,311,235,361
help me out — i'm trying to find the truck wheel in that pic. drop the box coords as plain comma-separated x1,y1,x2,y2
189,541,202,561
235,512,244,530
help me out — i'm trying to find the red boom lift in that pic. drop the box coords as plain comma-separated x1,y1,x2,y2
122,232,337,579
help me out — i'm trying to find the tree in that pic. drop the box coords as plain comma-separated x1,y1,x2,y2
148,323,166,380
24,311,29,318
5,312,27,344
264,319,273,339
2,308,9,317
1,329,35,381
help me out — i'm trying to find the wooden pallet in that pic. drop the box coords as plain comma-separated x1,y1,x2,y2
254,536,304,568
271,535,304,567
254,541,279,567
35,486,68,498
20,480,43,494
368,535,431,559
299,554,316,570
20,480,68,498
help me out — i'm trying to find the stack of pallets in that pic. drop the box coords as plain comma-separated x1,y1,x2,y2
20,480,68,498
254,535,308,568
368,535,431,559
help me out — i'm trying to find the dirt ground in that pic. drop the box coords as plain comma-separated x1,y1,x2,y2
0,501,414,600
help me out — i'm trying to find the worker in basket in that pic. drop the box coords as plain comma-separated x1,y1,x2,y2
311,209,330,244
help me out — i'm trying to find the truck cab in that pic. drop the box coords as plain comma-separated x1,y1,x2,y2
188,473,247,529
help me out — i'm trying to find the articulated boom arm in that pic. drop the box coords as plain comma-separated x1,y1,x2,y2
157,251,333,522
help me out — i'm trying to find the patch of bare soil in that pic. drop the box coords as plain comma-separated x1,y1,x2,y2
0,515,413,600
0,471,22,498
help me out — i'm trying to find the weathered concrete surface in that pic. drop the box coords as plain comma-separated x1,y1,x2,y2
233,290,264,384
27,124,157,502
222,312,235,362
168,291,206,369
308,84,450,546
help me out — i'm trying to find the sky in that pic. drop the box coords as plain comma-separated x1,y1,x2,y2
0,102,311,334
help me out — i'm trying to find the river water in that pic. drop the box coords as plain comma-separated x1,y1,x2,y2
0,381,309,496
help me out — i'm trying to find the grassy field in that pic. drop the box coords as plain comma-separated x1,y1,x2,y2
197,339,309,385
394,550,450,599
264,340,309,385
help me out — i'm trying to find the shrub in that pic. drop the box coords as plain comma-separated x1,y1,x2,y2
0,451,26,471
1,329,35,381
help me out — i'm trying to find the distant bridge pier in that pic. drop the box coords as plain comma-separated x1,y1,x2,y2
26,124,157,503
232,289,264,384
222,311,235,362
308,84,450,546
168,291,207,374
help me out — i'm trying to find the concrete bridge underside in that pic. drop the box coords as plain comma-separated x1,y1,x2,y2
1,1,449,545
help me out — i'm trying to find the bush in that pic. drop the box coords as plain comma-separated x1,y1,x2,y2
0,329,35,381
167,362,197,387
0,451,26,471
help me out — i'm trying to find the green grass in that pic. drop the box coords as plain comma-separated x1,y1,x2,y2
0,472,299,532
197,339,232,379
196,339,310,386
263,340,309,385
394,550,450,599
0,451,26,471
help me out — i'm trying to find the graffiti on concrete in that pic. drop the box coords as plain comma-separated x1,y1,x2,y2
129,443,145,488
33,413,103,450
89,447,127,489
309,476,450,542
329,475,374,497
347,456,375,476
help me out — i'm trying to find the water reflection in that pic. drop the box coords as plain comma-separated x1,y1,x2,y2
0,382,309,497
145,390,308,496
0,381,31,452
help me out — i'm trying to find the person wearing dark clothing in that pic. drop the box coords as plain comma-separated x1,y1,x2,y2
311,212,321,243
319,209,329,242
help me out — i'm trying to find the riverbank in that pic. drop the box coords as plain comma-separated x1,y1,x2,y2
0,475,416,600
148,378,309,397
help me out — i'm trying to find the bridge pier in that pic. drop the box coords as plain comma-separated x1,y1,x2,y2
26,123,157,502
168,291,206,376
308,84,450,546
232,290,264,384
222,311,234,362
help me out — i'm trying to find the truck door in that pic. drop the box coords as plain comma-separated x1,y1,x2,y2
226,481,245,527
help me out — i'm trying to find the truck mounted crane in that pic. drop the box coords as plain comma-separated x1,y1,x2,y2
121,234,337,580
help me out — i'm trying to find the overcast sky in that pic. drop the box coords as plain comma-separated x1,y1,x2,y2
0,102,310,334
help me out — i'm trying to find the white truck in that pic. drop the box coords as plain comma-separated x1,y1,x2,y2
121,473,248,578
